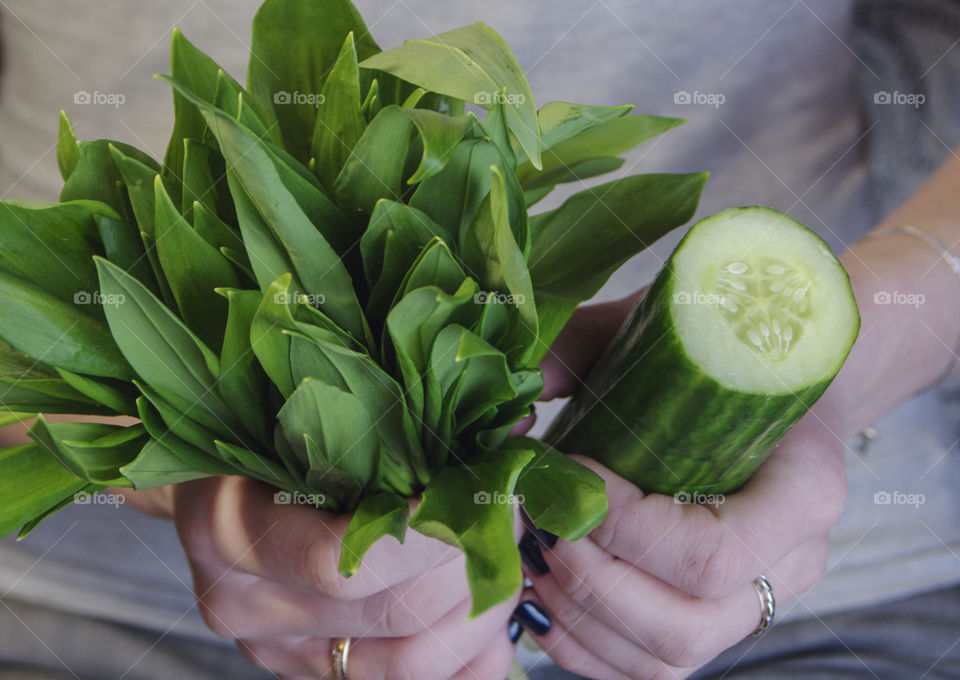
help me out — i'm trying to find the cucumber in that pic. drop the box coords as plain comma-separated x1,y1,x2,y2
545,207,860,496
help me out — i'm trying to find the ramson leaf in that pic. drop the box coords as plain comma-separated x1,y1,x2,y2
360,23,541,168
410,448,534,616
339,492,409,577
247,0,381,161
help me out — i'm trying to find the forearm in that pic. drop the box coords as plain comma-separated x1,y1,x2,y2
816,145,960,437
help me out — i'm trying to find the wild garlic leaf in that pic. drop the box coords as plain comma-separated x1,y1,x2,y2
333,106,478,216
247,0,380,162
278,378,380,503
121,438,216,489
56,111,80,181
61,139,158,222
0,270,131,379
217,289,273,448
460,166,537,367
360,23,541,169
313,32,366,189
55,369,139,416
0,442,89,537
0,200,106,307
510,436,608,541
527,172,708,361
95,257,238,430
410,447,534,617
386,280,480,427
27,417,145,486
154,176,240,352
518,114,684,184
360,200,454,320
339,492,409,577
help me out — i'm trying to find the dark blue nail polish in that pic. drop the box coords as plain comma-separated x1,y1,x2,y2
519,531,550,576
513,600,551,636
508,616,523,643
535,528,559,549
519,509,559,549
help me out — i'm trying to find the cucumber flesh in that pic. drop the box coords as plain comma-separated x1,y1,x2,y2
672,207,858,394
546,207,859,496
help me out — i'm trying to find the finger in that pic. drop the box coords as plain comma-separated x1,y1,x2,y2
575,411,847,599
532,535,828,669
192,552,470,639
241,594,519,680
539,292,642,401
508,406,537,436
174,476,460,599
447,634,517,680
528,611,636,680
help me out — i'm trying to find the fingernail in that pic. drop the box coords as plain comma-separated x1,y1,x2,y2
535,528,559,549
519,531,550,576
513,600,551,636
508,616,523,644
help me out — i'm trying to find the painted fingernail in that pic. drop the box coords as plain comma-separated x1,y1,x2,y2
513,600,551,636
519,531,550,576
508,616,523,644
531,526,558,549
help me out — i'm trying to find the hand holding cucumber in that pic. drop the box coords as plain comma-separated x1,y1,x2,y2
510,208,859,676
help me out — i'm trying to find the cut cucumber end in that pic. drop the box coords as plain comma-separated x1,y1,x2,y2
669,207,859,395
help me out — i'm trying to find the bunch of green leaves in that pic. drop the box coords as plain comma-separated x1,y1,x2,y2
0,0,706,614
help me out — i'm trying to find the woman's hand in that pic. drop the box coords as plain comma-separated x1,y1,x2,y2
522,415,845,679
172,476,519,679
513,295,847,679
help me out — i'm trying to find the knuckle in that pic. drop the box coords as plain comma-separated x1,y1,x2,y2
303,539,351,599
651,627,714,668
365,590,426,637
812,462,848,532
547,596,587,635
678,527,741,599
554,566,597,608
547,640,597,678
591,486,645,557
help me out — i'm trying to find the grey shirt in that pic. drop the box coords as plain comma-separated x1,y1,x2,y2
1,0,958,661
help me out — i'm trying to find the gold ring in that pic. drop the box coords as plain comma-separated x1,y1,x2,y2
330,637,351,680
750,575,775,636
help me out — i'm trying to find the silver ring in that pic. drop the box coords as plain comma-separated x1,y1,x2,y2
750,575,775,636
330,637,351,680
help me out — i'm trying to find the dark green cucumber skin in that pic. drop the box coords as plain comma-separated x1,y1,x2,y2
545,262,834,496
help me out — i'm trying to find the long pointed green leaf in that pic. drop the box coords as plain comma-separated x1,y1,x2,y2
339,492,409,577
410,448,534,616
0,270,131,379
360,23,540,168
247,0,380,161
